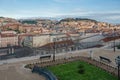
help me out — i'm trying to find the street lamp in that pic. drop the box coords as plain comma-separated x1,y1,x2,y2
53,38,56,61
113,28,116,52
89,50,93,59
49,33,56,61
115,56,120,80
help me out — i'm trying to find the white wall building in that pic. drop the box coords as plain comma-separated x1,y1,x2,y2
0,31,18,47
24,34,50,48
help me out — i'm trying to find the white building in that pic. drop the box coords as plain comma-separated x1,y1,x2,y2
24,34,50,48
23,33,81,48
0,31,18,47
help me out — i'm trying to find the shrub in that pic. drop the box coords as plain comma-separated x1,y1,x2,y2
117,45,120,49
78,68,85,74
78,64,85,74
78,64,84,69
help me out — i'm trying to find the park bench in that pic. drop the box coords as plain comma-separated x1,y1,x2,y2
32,66,57,80
40,55,51,60
99,56,112,63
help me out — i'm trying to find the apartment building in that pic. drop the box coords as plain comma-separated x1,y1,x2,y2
0,31,18,47
23,33,80,48
23,34,50,48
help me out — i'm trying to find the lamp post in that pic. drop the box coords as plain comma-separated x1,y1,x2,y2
89,50,93,59
115,56,120,80
50,33,56,61
113,28,116,52
53,39,56,61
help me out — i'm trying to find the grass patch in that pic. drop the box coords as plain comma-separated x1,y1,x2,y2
47,61,117,80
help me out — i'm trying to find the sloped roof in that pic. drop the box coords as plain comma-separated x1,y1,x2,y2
37,40,74,50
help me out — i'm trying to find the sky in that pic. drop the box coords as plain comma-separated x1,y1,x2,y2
0,0,120,24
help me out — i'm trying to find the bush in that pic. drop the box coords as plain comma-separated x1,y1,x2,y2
78,64,84,69
78,68,85,74
78,64,85,74
117,45,120,49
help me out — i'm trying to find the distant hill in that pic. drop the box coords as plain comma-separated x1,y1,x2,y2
0,17,115,33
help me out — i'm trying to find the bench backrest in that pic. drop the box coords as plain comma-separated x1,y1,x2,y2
99,56,111,62
40,55,51,59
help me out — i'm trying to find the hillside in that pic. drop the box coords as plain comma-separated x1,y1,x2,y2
0,17,120,34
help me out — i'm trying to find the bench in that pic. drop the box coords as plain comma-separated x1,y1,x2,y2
32,66,57,80
99,56,112,63
40,55,51,59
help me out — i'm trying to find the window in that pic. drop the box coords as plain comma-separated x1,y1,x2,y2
41,51,44,55
46,52,49,54
53,38,56,42
57,38,59,41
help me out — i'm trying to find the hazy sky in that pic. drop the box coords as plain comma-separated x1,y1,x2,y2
0,0,120,23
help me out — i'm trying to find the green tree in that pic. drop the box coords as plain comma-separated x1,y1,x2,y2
78,64,85,74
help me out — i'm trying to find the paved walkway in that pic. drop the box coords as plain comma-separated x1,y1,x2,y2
0,48,119,80
0,62,45,80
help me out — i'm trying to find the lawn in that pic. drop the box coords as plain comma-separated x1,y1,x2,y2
47,61,117,80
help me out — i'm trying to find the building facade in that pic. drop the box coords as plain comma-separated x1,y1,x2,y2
24,34,50,48
23,33,80,48
0,31,18,47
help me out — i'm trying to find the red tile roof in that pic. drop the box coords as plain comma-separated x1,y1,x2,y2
102,36,120,42
0,33,17,37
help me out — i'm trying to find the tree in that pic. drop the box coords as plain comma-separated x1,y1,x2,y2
117,45,120,49
14,29,21,33
78,64,85,74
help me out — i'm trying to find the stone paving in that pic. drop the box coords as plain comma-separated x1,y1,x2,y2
0,62,45,80
0,47,119,80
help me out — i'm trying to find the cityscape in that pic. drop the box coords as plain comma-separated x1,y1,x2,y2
0,0,120,80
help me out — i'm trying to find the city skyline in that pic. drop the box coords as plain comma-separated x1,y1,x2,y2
0,0,120,24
